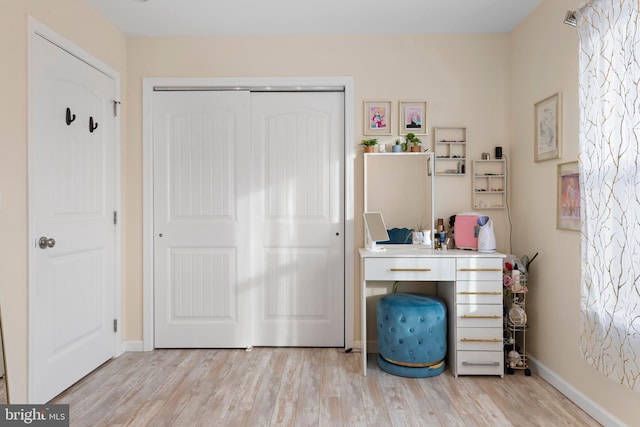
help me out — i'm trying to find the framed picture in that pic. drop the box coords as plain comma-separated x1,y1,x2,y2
399,101,428,135
534,93,562,162
364,100,392,135
557,161,580,231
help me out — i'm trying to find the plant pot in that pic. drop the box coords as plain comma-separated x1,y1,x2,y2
363,146,374,153
392,145,402,152
410,145,421,152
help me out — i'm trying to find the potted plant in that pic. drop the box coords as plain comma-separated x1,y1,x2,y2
405,133,422,152
361,138,378,153
392,138,403,152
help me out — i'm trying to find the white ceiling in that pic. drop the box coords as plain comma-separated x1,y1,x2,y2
84,0,542,37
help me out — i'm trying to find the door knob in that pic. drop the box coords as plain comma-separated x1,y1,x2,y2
38,237,56,249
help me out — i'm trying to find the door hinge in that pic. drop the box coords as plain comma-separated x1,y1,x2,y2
113,211,118,225
113,100,121,117
113,319,118,333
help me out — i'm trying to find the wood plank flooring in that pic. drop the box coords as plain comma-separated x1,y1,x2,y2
0,377,6,403
51,348,601,427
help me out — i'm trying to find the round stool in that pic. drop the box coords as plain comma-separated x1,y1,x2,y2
376,293,447,378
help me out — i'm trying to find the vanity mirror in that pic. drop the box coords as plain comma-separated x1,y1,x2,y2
363,212,390,251
0,305,8,403
364,152,435,248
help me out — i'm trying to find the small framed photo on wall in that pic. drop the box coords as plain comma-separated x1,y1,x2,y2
557,161,580,231
399,101,427,135
534,92,562,162
364,100,392,135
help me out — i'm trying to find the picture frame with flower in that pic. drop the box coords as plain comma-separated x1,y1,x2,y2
363,100,392,135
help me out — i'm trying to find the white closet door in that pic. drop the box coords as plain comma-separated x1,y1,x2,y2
153,91,252,348
250,92,345,346
153,90,344,348
30,34,117,402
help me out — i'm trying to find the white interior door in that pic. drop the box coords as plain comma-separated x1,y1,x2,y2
250,92,345,346
153,90,344,348
153,91,252,348
29,34,117,403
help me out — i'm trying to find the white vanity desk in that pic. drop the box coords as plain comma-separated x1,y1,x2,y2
359,246,506,377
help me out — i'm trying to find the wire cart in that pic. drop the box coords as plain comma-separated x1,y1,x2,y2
504,275,531,376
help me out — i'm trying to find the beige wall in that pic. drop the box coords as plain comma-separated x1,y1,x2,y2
125,33,512,343
0,0,126,402
510,0,639,425
2,0,637,423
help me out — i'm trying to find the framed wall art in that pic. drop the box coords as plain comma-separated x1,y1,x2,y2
534,92,562,162
364,100,392,135
399,101,427,135
557,160,580,231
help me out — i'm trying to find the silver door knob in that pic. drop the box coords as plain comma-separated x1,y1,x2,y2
38,237,56,249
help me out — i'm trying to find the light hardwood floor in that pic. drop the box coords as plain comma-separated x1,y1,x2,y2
0,376,6,404
51,348,600,427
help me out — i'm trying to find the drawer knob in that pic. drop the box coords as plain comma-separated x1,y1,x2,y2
460,338,502,343
389,268,432,272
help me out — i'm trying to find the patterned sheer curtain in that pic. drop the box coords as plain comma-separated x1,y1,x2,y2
578,0,640,391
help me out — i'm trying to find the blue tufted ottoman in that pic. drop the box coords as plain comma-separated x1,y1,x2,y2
376,293,447,378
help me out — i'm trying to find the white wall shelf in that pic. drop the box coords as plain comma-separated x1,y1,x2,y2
473,159,507,209
434,127,466,176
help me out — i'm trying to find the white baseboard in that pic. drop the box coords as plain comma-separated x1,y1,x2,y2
528,356,626,427
123,340,145,352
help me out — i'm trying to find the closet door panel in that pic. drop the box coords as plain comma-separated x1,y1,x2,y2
153,91,252,348
251,92,345,346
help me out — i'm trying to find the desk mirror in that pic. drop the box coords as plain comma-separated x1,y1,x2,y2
364,152,434,247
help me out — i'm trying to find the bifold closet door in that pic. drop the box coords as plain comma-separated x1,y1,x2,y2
153,90,344,348
153,91,253,348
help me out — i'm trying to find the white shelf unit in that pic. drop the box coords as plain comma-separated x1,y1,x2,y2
473,159,507,209
434,127,467,176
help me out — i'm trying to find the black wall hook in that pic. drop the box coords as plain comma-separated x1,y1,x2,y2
66,108,76,126
89,116,98,133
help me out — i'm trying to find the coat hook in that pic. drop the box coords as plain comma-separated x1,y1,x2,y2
66,108,76,126
89,116,98,133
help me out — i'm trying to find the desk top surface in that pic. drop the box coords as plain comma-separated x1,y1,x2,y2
359,246,506,258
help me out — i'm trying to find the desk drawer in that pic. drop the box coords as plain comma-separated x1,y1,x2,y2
456,351,503,376
364,257,455,281
457,328,503,351
457,281,503,304
457,305,503,328
456,258,503,281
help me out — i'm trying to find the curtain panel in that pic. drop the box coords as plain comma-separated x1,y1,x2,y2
578,0,640,391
